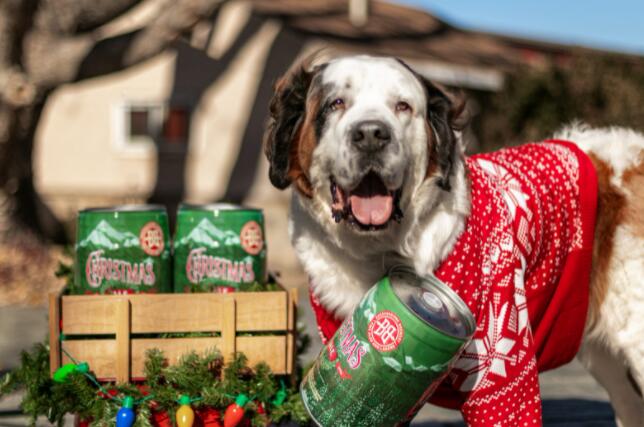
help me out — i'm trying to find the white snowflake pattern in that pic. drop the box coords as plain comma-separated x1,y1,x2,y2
455,302,517,391
514,255,529,334
477,159,530,220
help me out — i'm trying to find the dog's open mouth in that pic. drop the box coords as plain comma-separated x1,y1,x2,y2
331,171,403,231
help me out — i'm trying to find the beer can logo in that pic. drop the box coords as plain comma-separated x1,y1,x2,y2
240,220,263,255
139,221,164,256
367,310,404,352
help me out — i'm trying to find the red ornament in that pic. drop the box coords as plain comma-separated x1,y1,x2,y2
256,401,266,415
75,415,92,427
223,394,249,427
196,408,222,427
97,389,118,399
136,384,151,396
151,410,173,427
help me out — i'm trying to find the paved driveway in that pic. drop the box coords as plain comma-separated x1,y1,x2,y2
0,303,616,426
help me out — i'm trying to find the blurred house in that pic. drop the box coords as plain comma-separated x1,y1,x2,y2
32,0,637,288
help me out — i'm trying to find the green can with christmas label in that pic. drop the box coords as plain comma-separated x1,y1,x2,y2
173,203,267,292
301,266,476,427
74,205,171,295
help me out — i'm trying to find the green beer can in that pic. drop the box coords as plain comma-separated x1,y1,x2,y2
74,205,171,294
301,266,476,426
173,204,267,292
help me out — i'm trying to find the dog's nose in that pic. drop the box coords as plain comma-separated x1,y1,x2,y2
351,120,391,152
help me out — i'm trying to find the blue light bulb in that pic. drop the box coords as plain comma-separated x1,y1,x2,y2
116,396,135,427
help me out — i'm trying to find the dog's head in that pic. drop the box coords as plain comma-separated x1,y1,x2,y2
264,55,463,234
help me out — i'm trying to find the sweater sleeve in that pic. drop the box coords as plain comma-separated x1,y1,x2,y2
460,337,543,426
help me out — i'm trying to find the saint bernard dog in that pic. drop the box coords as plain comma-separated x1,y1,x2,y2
263,55,644,426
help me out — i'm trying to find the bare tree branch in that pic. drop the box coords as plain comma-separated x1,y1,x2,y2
0,0,38,67
19,0,225,88
34,0,143,34
124,0,223,63
0,68,37,106
0,104,12,148
0,1,38,107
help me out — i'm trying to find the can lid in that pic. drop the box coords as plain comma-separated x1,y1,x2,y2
79,205,167,213
179,203,262,213
389,265,476,339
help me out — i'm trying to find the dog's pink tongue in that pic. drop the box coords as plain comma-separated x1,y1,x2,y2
350,195,393,226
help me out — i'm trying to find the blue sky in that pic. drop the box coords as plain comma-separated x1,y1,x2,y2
395,0,644,54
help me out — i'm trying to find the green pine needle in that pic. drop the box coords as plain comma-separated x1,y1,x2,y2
0,343,310,426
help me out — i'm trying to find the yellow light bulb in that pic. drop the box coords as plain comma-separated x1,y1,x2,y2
176,397,195,427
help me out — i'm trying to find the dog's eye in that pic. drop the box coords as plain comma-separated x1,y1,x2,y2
396,101,411,112
330,98,345,111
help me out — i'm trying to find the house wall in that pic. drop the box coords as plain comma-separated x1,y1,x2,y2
33,4,281,221
34,52,172,217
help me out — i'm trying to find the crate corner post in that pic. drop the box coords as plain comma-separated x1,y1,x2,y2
48,292,62,376
287,287,298,382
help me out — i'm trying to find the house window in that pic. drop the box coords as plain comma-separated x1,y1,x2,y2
114,103,190,156
129,109,151,137
125,104,165,146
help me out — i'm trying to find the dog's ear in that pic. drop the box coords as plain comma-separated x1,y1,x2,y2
264,62,314,190
422,79,465,192
398,61,465,192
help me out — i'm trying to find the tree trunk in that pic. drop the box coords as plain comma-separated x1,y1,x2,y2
0,91,67,243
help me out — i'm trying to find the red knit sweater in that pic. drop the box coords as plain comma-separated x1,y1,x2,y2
310,140,598,426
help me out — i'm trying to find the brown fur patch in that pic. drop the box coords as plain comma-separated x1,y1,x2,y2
621,155,644,239
587,154,626,328
425,122,439,180
287,82,324,198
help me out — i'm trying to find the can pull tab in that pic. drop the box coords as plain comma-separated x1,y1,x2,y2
422,291,443,311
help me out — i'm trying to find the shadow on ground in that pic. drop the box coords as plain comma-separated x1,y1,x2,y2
413,399,616,427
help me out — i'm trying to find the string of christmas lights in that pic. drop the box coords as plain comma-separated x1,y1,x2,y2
54,347,282,427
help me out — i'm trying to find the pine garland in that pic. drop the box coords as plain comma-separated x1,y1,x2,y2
0,343,310,427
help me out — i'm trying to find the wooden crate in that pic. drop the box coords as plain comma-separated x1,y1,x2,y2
48,289,298,383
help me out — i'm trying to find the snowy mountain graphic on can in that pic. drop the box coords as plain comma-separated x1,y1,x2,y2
173,204,267,292
74,205,171,294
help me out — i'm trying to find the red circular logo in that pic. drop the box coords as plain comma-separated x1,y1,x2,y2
139,221,164,256
367,310,404,352
240,221,264,255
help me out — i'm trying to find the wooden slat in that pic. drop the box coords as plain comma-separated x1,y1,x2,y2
48,293,61,376
237,336,288,374
62,340,116,380
131,338,222,377
222,294,236,364
61,292,287,335
63,336,288,379
115,299,130,383
61,296,118,334
234,292,288,331
127,294,223,333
